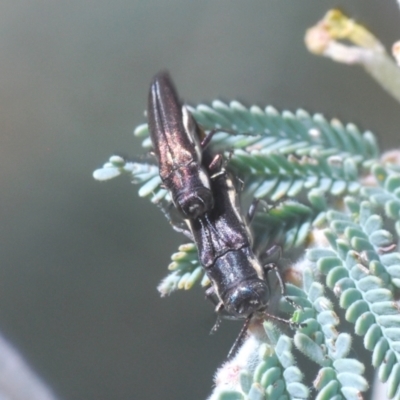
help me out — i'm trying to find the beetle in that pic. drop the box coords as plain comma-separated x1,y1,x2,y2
186,157,271,319
149,73,302,355
164,151,298,356
147,71,215,219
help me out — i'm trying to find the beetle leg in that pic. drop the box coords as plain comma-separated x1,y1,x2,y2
247,199,260,224
157,202,193,240
208,153,224,176
200,128,228,149
264,263,302,310
263,244,282,260
263,311,307,329
205,285,215,298
246,198,270,224
215,301,225,314
264,263,285,295
208,151,231,177
210,315,223,334
201,127,258,149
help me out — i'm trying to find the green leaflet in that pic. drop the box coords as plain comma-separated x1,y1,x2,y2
93,102,400,399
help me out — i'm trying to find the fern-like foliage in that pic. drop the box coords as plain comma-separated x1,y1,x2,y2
93,101,400,399
208,321,310,400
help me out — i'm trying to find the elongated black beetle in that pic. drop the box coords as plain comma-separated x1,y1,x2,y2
147,71,215,219
149,73,302,356
186,160,271,318
165,152,299,357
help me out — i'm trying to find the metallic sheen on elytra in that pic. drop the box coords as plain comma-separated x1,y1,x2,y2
147,71,214,219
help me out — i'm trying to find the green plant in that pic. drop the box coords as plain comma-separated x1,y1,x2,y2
94,101,400,399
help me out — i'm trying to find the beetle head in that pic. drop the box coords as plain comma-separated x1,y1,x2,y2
223,280,270,318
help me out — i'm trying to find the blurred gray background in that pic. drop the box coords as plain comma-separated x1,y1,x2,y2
0,1,398,399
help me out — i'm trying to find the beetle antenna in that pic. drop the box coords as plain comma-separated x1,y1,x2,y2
227,315,252,359
263,312,306,329
227,313,306,360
